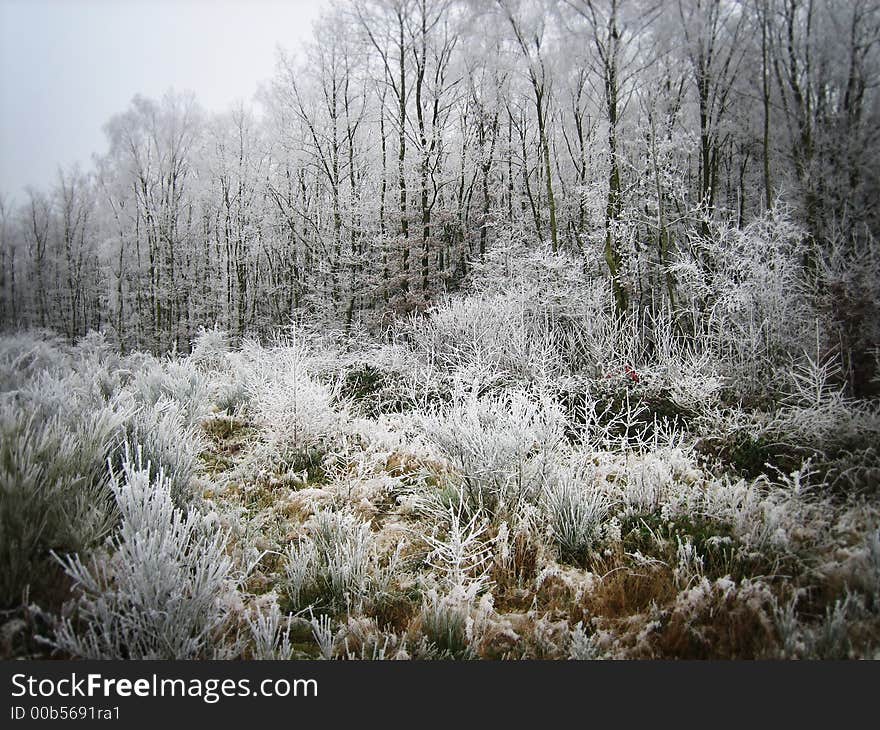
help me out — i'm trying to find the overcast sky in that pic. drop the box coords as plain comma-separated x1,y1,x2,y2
0,0,328,201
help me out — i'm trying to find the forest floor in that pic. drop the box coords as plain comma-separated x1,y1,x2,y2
186,344,880,659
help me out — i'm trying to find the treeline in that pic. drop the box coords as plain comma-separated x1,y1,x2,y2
1,0,878,353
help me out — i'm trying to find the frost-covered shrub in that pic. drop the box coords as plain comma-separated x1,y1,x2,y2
402,291,563,382
0,332,140,608
189,326,232,371
67,331,129,402
256,369,340,447
709,347,880,489
3,357,130,441
421,390,567,517
394,233,624,382
402,283,617,386
339,616,407,660
237,338,343,452
471,232,595,308
564,382,658,450
189,328,255,415
772,590,868,659
418,589,474,659
672,210,815,399
339,344,447,415
283,509,398,612
701,476,791,551
810,594,856,659
0,332,213,610
636,312,725,414
74,330,116,361
568,622,603,660
53,456,239,660
2,331,128,413
555,333,723,454
770,349,880,454
210,361,252,416
618,449,691,514
422,503,494,591
771,594,805,659
645,577,779,658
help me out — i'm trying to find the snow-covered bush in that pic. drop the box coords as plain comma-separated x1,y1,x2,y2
0,330,69,392
701,476,791,551
400,229,734,419
673,209,815,400
398,234,622,383
0,377,128,608
420,390,567,518
402,290,564,383
422,503,494,591
0,332,144,607
189,325,232,371
53,455,240,660
568,621,603,660
239,337,343,449
0,409,117,607
339,616,407,660
341,343,448,415
636,310,725,414
618,448,692,514
770,348,880,454
189,327,254,415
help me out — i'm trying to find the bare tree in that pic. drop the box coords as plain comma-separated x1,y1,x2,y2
495,0,560,252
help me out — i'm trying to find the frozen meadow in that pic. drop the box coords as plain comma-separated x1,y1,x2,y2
2,215,880,659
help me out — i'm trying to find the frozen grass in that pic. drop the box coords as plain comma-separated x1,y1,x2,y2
541,467,611,564
245,597,294,660
0,408,118,607
2,219,879,660
283,508,402,614
52,454,240,660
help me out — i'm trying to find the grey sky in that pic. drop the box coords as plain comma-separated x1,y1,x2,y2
0,0,328,201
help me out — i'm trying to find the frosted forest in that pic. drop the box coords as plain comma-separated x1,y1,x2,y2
2,0,880,660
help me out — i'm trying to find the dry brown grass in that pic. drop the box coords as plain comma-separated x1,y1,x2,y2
583,565,679,621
